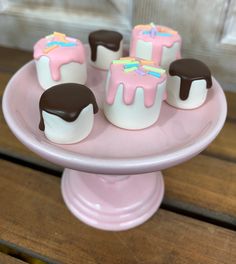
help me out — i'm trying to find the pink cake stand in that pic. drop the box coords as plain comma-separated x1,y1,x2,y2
2,61,227,231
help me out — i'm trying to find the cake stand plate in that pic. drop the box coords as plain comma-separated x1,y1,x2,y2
2,61,227,231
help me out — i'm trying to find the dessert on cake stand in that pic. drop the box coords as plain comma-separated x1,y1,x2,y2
2,61,227,231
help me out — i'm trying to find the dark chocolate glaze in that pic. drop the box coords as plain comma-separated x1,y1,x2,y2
88,30,123,61
39,83,98,131
169,58,212,100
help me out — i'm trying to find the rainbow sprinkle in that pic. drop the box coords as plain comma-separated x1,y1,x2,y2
113,59,137,64
147,71,161,78
141,23,176,37
113,58,165,78
120,57,134,61
142,65,166,74
124,63,140,69
135,69,146,75
43,45,58,53
47,41,77,47
43,32,78,54
140,60,154,65
124,66,138,72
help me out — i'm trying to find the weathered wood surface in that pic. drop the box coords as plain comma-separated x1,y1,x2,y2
0,159,235,264
164,155,236,224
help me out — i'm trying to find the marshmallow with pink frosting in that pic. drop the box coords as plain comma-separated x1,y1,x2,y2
129,23,181,69
34,32,87,90
103,57,167,130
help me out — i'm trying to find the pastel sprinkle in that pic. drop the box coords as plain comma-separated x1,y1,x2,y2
113,60,139,64
142,31,152,35
135,69,146,76
53,32,66,37
124,63,139,69
135,24,151,29
150,22,156,28
43,45,58,53
150,27,156,38
113,59,134,64
47,41,77,47
124,67,138,72
120,57,135,61
147,71,161,78
157,32,172,37
140,60,154,65
46,34,53,39
143,65,165,74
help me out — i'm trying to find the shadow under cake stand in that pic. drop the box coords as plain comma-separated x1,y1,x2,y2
2,61,227,231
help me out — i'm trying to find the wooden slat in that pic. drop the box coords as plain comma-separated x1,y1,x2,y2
204,122,236,162
225,91,236,121
0,252,26,264
0,46,31,73
163,154,236,223
0,159,235,264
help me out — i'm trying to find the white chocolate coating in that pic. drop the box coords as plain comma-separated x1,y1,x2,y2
90,41,123,70
35,56,87,90
104,72,166,130
42,104,94,144
166,76,208,109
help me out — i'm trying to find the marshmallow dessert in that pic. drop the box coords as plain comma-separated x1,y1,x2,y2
166,58,212,109
104,57,167,130
88,30,123,70
39,83,98,144
130,23,181,69
34,32,87,90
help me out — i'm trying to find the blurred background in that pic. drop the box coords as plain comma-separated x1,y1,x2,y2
0,0,235,91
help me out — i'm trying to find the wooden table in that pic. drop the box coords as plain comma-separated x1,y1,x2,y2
0,46,235,264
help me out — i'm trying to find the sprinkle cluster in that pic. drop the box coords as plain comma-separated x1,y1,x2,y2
43,32,77,54
112,57,165,78
141,23,177,38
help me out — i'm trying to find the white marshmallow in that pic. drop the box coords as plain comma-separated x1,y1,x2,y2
166,76,208,109
90,41,123,70
104,76,166,130
35,56,87,90
42,104,94,144
135,40,180,69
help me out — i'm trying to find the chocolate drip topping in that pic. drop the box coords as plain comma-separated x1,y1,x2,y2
169,59,212,100
88,30,123,61
39,83,98,131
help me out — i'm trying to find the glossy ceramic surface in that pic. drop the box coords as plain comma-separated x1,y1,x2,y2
2,61,227,175
62,170,164,231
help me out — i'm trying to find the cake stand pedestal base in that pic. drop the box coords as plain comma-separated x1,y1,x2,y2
61,169,164,231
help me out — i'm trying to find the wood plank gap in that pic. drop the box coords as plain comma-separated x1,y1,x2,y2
0,153,62,177
0,239,58,264
161,200,236,231
226,116,236,123
202,150,236,164
0,251,27,264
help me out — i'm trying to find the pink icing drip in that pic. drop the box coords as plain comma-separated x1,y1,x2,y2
130,25,182,65
33,36,85,81
107,63,167,107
